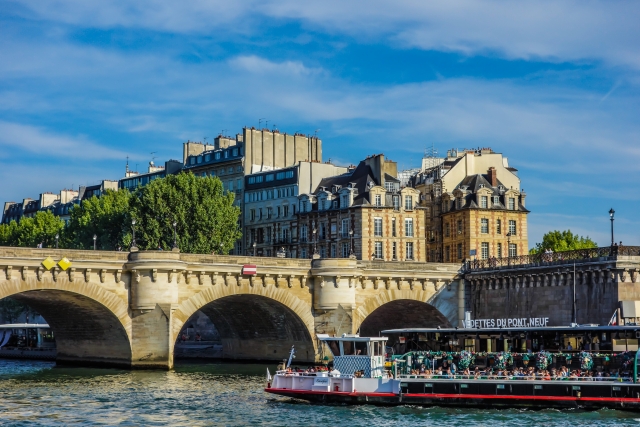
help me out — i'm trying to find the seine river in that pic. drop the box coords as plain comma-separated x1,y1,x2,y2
0,359,639,427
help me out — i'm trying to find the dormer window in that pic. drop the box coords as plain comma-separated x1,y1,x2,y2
480,196,488,208
341,194,349,208
375,194,382,207
456,197,463,209
508,197,516,210
493,196,499,205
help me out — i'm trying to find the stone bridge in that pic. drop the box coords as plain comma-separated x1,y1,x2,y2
464,247,640,327
0,247,462,369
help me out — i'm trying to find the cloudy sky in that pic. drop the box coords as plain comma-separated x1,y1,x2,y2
2,1,639,247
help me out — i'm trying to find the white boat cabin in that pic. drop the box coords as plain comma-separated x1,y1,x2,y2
318,334,388,379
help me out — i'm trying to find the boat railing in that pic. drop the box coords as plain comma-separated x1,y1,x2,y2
397,373,632,382
275,370,353,378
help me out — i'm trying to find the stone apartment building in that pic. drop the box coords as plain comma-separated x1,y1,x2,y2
2,180,119,225
243,162,348,257
182,128,322,254
413,148,528,262
296,154,425,261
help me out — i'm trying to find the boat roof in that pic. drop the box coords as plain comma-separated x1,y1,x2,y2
0,323,50,329
381,325,639,334
317,333,388,342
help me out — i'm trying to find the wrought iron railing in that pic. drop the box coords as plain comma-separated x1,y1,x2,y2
465,246,640,272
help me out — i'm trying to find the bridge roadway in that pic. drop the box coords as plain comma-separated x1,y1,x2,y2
0,247,462,369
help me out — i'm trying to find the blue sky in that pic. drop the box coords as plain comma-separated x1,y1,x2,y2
1,1,639,247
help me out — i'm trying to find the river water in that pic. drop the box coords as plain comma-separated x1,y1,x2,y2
1,359,639,427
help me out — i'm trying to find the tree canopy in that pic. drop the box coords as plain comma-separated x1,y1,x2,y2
529,230,597,254
64,189,132,250
0,210,64,247
131,172,241,254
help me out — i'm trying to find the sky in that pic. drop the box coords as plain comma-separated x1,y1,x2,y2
1,1,639,248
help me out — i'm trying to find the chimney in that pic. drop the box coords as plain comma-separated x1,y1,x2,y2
488,167,497,187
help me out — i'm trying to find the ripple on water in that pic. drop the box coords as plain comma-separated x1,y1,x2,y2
0,360,639,426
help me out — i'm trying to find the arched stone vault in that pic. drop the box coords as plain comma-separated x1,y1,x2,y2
353,289,451,336
0,277,132,367
172,284,317,362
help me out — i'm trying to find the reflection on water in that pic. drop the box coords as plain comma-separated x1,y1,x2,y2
0,359,639,426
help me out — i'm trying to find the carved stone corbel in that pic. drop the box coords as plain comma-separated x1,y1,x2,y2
151,269,158,282
22,266,28,281
100,269,107,283
375,277,380,290
335,276,341,288
409,280,415,291
631,270,638,283
277,274,283,288
250,275,256,287
288,275,295,288
396,277,403,290
85,268,92,283
4,265,11,280
185,270,192,285
621,269,628,282
116,269,122,283
362,276,368,289
212,272,218,286
301,276,307,288
225,273,233,286
422,280,427,291
198,271,206,285
37,267,43,281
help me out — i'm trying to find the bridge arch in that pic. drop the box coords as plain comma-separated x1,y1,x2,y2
354,289,452,337
0,276,132,367
172,285,316,363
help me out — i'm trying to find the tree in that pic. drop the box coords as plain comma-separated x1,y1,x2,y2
131,172,241,254
0,298,28,323
0,211,64,248
64,189,132,250
529,230,597,254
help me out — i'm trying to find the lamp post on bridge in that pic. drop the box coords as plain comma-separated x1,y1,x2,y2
506,232,512,266
349,228,354,257
609,208,615,247
93,234,97,251
172,221,178,250
312,222,318,256
252,241,256,257
131,219,137,249
55,234,59,249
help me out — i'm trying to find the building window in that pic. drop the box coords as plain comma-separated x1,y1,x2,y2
493,196,499,205
444,222,450,237
375,194,382,207
392,242,397,260
266,174,274,182
393,196,400,210
374,242,383,259
215,152,221,160
457,243,463,260
300,225,308,243
391,217,396,237
497,243,502,258
283,205,289,217
267,207,272,219
301,248,307,259
405,218,414,237
332,200,339,209
341,218,350,238
250,209,256,222
457,219,463,234
330,244,337,258
496,219,502,234
480,218,489,234
445,245,450,262
320,223,326,240
320,246,327,258
404,195,413,210
456,197,463,209
374,217,383,237
406,242,414,260
508,198,516,210
508,220,516,235
480,196,488,208
481,242,489,260
509,243,517,257
341,194,349,208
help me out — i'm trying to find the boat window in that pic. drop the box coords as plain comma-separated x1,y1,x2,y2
355,341,368,356
372,341,383,356
325,340,341,357
342,341,354,355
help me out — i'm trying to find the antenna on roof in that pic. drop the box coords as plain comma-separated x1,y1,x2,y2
314,129,320,137
151,152,157,165
204,136,208,143
221,129,228,136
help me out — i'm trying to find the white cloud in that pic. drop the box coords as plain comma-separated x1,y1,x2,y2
11,0,640,68
0,121,125,159
228,55,320,76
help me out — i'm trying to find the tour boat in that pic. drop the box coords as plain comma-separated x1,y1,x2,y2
0,323,56,361
265,326,640,410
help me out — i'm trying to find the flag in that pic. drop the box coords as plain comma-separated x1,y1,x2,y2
266,368,272,381
608,311,617,326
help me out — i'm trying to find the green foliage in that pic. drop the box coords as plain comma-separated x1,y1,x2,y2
64,189,132,250
0,211,64,248
0,297,29,323
131,172,241,254
529,230,597,254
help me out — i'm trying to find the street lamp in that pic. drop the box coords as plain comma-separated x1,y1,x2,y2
131,219,137,249
93,234,97,250
312,225,318,255
506,232,512,265
349,228,354,257
609,208,615,247
55,234,59,249
252,241,257,257
172,221,178,250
